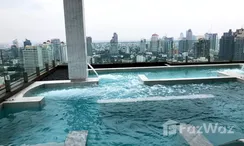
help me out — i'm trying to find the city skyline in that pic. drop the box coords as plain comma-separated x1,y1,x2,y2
1,0,244,43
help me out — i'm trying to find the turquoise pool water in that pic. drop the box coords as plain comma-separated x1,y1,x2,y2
0,69,244,145
145,66,241,79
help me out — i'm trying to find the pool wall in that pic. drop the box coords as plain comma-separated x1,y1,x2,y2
218,71,244,83
139,74,238,86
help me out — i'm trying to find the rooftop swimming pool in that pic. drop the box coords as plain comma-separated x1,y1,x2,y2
1,66,244,145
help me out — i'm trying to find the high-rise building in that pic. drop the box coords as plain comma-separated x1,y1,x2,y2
180,33,184,40
186,29,193,40
51,39,62,61
139,39,146,53
110,33,119,55
162,37,174,57
186,29,193,51
219,29,235,61
24,39,32,48
22,46,43,74
233,28,244,61
41,43,53,65
205,33,218,51
179,38,189,54
193,38,210,59
13,39,19,48
150,34,159,53
86,37,93,56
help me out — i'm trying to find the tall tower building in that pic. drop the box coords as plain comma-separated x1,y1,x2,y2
140,39,146,53
180,33,184,40
110,33,119,55
179,38,189,54
86,37,93,56
186,29,193,51
51,39,62,62
186,29,193,40
150,34,159,53
162,37,174,58
205,33,218,51
24,39,32,48
193,38,210,59
219,30,235,61
233,28,244,61
13,39,19,48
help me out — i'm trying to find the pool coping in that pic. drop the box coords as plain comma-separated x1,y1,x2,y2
218,71,244,83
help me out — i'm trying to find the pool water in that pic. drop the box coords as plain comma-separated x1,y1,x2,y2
145,67,241,79
1,70,244,145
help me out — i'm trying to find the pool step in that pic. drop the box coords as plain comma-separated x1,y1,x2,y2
65,131,88,146
180,124,213,146
21,131,88,146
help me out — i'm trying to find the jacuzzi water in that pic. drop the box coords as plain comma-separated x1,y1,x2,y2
1,68,244,145
145,66,240,79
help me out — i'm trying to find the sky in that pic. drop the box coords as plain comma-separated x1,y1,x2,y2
0,0,244,44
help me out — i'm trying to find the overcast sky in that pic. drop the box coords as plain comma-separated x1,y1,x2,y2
0,0,244,44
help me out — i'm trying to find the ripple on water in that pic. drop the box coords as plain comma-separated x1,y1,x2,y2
1,73,244,145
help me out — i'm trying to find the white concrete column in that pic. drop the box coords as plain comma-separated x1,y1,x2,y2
63,0,88,80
